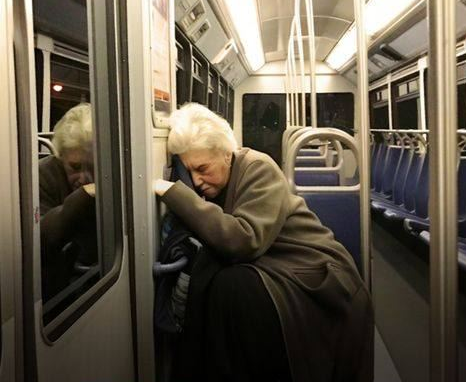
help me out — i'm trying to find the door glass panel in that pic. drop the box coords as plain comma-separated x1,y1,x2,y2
33,0,120,328
49,54,90,128
457,59,466,379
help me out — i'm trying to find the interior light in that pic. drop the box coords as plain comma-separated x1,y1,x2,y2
223,0,265,72
326,26,357,71
325,0,420,71
52,84,63,92
365,0,418,37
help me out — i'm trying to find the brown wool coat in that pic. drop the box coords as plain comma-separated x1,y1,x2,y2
39,156,97,299
162,148,374,382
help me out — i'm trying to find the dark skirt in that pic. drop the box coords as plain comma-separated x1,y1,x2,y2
171,265,292,382
170,252,374,382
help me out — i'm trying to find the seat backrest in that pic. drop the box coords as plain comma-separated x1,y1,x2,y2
295,171,339,186
392,148,413,205
414,153,429,219
381,146,403,197
370,143,381,189
373,143,388,192
403,151,426,212
295,157,327,167
302,192,361,272
458,158,466,220
284,128,361,275
298,149,321,157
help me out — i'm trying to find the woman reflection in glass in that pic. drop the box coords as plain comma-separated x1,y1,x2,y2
39,103,97,300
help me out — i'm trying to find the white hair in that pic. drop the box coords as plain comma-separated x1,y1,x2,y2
168,103,238,155
52,103,93,157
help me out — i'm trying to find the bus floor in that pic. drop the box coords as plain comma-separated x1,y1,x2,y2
371,213,466,382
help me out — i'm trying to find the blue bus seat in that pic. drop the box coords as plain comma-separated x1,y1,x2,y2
419,230,466,270
373,143,388,192
295,171,340,186
371,145,402,202
380,152,427,221
371,147,413,213
296,157,327,167
298,149,321,157
302,192,361,273
404,157,466,235
370,142,382,189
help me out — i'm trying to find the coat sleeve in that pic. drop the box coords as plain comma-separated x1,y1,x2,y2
40,187,95,252
161,159,290,263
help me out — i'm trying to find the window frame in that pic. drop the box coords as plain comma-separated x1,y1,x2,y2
391,72,421,130
32,0,126,341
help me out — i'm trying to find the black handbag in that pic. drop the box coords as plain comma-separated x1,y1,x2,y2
153,155,200,333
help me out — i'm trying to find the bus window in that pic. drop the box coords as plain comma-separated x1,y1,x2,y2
316,93,354,135
33,0,122,334
392,75,421,130
303,93,355,134
242,93,286,165
370,86,389,129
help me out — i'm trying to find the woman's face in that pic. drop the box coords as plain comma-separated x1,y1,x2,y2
180,149,232,199
61,148,94,191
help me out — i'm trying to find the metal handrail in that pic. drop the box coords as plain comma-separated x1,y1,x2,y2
38,137,58,156
282,126,303,165
288,128,330,158
284,128,360,194
283,127,334,169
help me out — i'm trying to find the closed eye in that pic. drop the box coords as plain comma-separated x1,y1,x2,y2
69,162,82,171
197,164,208,173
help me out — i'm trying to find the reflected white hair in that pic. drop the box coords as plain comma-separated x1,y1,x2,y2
52,103,93,158
168,103,238,155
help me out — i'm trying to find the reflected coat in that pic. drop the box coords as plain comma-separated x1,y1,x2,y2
39,155,97,299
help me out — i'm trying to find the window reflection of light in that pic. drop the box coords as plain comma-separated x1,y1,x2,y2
53,84,63,92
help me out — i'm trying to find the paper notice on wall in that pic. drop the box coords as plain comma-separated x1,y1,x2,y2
151,0,171,113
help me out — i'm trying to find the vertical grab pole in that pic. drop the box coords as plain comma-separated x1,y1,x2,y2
285,56,291,128
287,40,296,127
290,19,299,127
304,0,317,129
294,0,306,128
428,0,458,380
354,0,371,287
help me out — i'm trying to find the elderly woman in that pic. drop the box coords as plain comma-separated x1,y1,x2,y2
154,103,373,382
39,103,97,300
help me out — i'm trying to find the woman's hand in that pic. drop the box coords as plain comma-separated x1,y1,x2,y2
82,183,96,197
153,179,175,196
